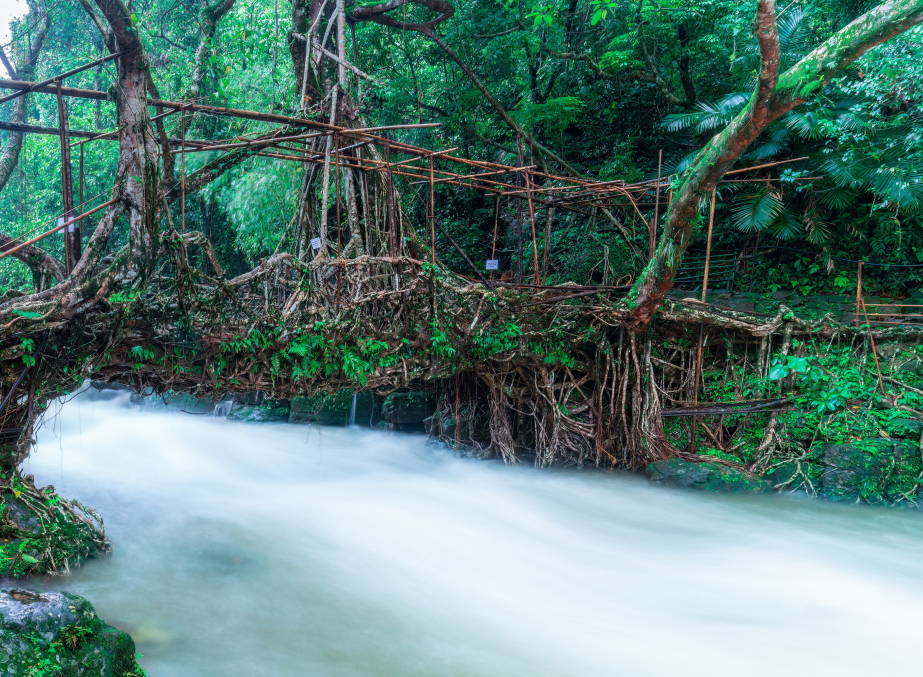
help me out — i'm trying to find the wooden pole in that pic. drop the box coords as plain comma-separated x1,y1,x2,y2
690,187,717,454
701,188,717,303
56,79,75,274
859,297,886,395
855,261,863,329
79,144,85,209
0,51,122,106
335,135,342,308
516,137,523,284
490,193,500,262
525,169,539,285
181,107,186,236
650,149,662,261
0,197,120,261
386,143,397,257
73,143,84,263
430,156,435,267
725,157,809,176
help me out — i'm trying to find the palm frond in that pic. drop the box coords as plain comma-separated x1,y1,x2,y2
743,125,790,160
816,186,857,210
663,93,748,133
732,192,783,233
768,208,803,240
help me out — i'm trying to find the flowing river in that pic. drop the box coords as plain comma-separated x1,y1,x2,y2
18,387,923,676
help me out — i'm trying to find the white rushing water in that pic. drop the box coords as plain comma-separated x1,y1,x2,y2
18,387,923,676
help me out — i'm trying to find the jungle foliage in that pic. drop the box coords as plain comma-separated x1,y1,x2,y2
1,0,922,298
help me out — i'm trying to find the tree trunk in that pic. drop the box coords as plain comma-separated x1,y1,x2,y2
623,0,923,332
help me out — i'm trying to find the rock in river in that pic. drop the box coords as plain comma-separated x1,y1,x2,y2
0,588,144,676
646,458,770,493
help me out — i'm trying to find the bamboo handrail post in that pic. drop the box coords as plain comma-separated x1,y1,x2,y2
691,187,718,453
55,78,75,274
860,298,886,395
855,261,863,329
429,156,435,267
490,192,500,269
651,149,662,261
181,106,186,238
525,169,539,285
516,137,523,284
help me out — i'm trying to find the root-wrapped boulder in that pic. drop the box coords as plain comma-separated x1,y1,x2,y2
0,474,110,577
0,588,144,676
821,438,922,503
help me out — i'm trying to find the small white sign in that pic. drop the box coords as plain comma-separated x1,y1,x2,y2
403,237,407,247
485,259,499,270
310,237,322,250
58,217,75,234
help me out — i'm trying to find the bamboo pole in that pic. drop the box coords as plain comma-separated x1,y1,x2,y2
725,157,809,175
429,156,435,267
525,169,540,285
690,187,718,454
55,79,75,273
491,193,500,261
516,138,523,284
0,51,122,106
855,261,863,329
181,107,186,236
651,149,662,261
335,135,342,309
0,197,120,261
859,297,886,395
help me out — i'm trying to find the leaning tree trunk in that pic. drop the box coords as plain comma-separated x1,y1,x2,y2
622,0,923,332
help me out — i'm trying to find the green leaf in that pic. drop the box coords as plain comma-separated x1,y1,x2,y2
13,309,42,319
768,364,789,380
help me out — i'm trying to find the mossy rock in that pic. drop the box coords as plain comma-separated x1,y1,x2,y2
129,391,217,414
289,391,376,426
885,418,923,437
381,391,436,428
226,400,290,423
765,460,824,491
645,458,770,493
0,588,145,676
821,438,922,503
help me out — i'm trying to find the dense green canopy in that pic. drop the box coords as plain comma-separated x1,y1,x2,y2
1,0,922,297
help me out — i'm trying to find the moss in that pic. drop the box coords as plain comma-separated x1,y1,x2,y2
0,589,146,677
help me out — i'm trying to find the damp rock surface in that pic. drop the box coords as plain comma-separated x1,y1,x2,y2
645,458,770,492
0,588,144,676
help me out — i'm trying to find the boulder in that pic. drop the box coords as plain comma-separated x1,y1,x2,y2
886,418,923,436
289,391,376,426
381,391,436,428
129,390,217,414
226,399,290,423
724,293,755,312
0,588,144,676
821,438,922,503
645,458,770,493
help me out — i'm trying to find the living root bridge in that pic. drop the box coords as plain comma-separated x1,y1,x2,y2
6,245,922,472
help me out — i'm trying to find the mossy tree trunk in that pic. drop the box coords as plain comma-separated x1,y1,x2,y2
623,0,923,331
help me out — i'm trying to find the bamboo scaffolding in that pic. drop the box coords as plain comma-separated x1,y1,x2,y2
0,197,120,261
